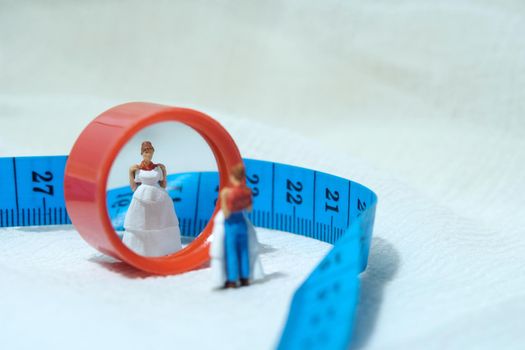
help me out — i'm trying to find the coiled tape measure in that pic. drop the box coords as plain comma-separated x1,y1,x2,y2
0,103,377,350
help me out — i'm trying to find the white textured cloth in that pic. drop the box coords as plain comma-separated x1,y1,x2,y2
1,1,525,350
122,167,182,257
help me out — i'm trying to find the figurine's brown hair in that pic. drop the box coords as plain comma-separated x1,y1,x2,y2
230,162,245,181
141,141,155,154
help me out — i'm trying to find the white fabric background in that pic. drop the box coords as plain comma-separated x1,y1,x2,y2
1,1,524,349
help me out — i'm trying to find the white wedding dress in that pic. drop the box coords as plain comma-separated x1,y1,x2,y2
123,166,182,256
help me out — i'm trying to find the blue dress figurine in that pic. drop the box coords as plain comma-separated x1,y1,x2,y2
210,163,264,288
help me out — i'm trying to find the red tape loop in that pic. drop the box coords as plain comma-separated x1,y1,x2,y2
64,102,243,274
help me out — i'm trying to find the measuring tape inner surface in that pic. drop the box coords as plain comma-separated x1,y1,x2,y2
0,155,377,350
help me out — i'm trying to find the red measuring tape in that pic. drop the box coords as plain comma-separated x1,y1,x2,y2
64,102,243,275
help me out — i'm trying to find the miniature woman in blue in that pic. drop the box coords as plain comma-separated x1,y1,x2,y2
220,163,253,288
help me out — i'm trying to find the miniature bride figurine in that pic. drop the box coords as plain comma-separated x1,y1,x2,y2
122,141,182,256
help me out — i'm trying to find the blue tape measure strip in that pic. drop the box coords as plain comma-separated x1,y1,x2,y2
0,155,377,350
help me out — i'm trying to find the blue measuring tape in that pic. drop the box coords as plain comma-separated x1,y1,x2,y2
0,155,377,350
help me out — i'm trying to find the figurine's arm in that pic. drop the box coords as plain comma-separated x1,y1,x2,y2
245,188,253,212
158,164,167,188
129,164,139,192
220,188,230,219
